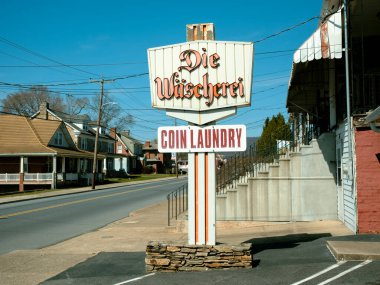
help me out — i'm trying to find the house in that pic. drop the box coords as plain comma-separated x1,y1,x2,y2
142,141,171,173
110,128,143,174
0,113,103,191
31,102,126,176
287,0,380,233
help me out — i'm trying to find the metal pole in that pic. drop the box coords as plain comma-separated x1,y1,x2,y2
343,0,353,173
175,118,178,178
167,194,170,226
92,79,104,190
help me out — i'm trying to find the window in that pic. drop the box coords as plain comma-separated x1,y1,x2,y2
54,132,63,146
117,145,122,154
108,143,114,153
80,137,88,150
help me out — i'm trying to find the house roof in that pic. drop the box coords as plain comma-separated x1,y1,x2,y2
0,114,54,155
30,118,61,145
0,114,100,158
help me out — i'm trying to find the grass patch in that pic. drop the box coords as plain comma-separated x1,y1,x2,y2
106,173,177,183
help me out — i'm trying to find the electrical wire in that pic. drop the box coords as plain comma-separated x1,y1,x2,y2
0,35,99,77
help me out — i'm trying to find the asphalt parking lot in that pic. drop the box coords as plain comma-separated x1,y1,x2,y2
41,234,380,285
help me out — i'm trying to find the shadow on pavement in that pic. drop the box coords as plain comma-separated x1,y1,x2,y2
245,233,332,255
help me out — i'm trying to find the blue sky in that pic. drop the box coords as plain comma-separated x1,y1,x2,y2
0,0,322,142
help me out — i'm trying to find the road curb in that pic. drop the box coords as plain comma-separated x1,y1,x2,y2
0,176,186,205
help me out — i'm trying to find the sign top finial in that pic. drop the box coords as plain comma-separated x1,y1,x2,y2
186,23,215,41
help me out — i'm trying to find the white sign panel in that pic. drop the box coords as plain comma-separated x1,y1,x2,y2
158,125,246,153
148,41,254,112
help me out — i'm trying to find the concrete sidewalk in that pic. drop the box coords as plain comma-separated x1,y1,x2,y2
0,176,183,205
0,181,379,285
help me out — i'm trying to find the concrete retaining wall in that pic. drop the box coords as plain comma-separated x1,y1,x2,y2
216,133,338,221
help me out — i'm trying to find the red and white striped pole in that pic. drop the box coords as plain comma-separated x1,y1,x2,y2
188,152,216,245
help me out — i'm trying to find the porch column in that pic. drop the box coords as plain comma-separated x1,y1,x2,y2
103,158,107,175
19,156,24,192
51,156,57,189
62,157,66,183
77,158,81,173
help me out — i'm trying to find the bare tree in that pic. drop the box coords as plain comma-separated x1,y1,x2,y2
88,93,134,130
1,86,90,117
2,86,65,116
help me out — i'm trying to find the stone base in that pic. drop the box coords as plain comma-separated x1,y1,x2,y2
145,241,252,272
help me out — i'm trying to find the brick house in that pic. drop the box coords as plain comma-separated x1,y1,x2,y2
142,141,171,173
110,128,143,174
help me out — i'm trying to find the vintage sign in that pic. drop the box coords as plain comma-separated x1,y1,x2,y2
158,125,246,153
148,41,253,112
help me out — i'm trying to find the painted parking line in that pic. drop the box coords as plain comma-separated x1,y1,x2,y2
112,273,155,285
317,260,372,285
290,261,346,285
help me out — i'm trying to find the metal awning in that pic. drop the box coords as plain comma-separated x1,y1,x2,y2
293,10,342,63
287,9,343,113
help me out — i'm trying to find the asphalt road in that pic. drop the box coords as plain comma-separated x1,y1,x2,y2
0,177,187,255
41,234,380,285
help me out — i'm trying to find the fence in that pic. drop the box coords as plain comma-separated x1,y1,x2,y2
216,118,319,194
24,173,53,182
0,173,20,182
167,185,188,226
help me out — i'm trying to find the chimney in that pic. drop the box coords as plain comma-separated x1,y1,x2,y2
110,127,117,139
38,102,49,120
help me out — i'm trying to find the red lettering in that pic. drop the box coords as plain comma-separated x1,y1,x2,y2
238,78,244,97
228,129,235,148
213,83,221,98
168,130,175,148
178,50,202,72
184,83,194,98
209,53,220,68
190,130,196,148
221,129,227,148
194,84,203,98
180,130,187,148
161,130,167,149
221,82,230,97
197,129,204,148
204,129,211,148
229,82,239,97
236,128,242,147
213,129,219,148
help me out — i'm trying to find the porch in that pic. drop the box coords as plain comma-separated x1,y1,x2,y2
0,155,105,191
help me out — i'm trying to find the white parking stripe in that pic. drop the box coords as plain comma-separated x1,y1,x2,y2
290,261,346,285
112,273,156,285
317,260,372,285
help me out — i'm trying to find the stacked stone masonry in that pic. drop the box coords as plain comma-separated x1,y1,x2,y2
145,241,252,272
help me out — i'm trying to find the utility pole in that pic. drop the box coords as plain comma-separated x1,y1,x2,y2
90,78,114,189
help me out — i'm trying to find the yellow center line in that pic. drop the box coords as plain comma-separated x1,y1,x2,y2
0,181,184,219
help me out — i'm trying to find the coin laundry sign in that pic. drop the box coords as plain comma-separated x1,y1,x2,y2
158,125,246,153
148,41,253,111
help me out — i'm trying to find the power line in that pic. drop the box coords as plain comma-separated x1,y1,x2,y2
254,16,320,44
0,35,99,77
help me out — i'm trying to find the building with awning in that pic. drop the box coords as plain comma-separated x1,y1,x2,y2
287,0,380,233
